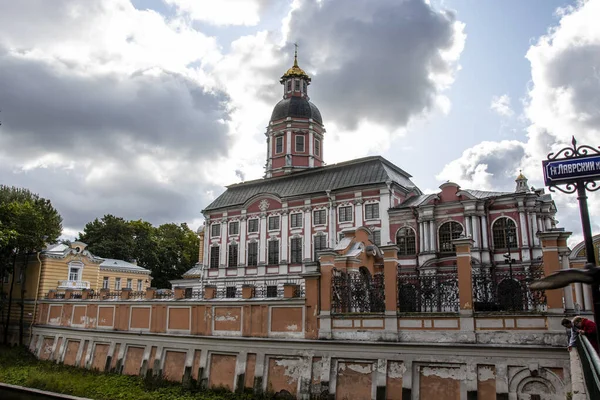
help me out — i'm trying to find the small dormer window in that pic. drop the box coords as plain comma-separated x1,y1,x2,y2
295,80,300,91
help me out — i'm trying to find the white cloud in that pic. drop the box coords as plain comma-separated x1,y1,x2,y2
437,0,600,246
490,94,514,117
164,0,269,26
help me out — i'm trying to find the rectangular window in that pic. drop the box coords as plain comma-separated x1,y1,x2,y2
115,278,121,290
338,206,353,222
248,219,259,233
268,240,279,265
68,267,79,281
276,136,283,154
314,234,327,260
294,80,300,91
267,285,278,298
211,223,221,237
210,246,220,269
313,209,326,225
295,135,305,152
286,81,291,92
365,203,380,220
290,237,302,263
290,213,302,228
137,279,143,291
228,243,238,267
226,287,237,298
126,278,132,289
315,138,320,157
103,277,109,289
372,231,381,246
268,216,280,231
247,242,258,266
229,221,239,235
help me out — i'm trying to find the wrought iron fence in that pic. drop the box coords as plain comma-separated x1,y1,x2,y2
55,292,66,299
105,291,121,300
331,269,385,314
87,291,101,300
183,288,204,299
216,286,242,299
129,291,146,299
154,290,173,299
472,266,546,312
71,291,83,299
397,268,459,313
292,285,305,298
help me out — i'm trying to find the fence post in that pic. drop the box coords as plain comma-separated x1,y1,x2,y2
121,288,131,300
283,283,297,298
81,289,90,300
174,287,185,300
380,244,399,339
204,285,216,300
538,231,569,311
64,289,73,300
242,285,254,299
303,262,320,340
47,290,56,300
146,287,156,300
318,250,337,339
453,237,476,343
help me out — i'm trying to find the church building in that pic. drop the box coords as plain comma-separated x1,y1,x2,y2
172,52,560,301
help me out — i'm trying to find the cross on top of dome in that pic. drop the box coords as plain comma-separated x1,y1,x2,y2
281,43,311,82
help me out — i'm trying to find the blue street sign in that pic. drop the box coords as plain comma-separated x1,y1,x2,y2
543,155,600,186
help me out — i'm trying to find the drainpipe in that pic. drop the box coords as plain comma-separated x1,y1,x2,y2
29,251,42,344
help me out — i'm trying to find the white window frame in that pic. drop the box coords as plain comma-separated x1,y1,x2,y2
210,223,221,238
315,138,321,157
103,277,110,289
290,212,303,229
372,230,381,246
313,209,327,226
115,278,122,290
229,221,239,235
126,278,133,289
275,136,284,154
338,205,354,223
67,261,83,282
295,135,305,152
247,241,259,266
268,215,280,231
364,203,380,220
137,279,143,291
248,218,259,233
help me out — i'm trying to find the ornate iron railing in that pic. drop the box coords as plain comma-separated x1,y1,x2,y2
54,292,66,299
576,334,600,399
216,287,242,299
71,291,83,299
87,291,101,300
105,291,121,300
292,285,305,298
154,290,173,299
183,288,204,299
331,269,385,314
472,266,546,312
397,268,459,313
129,291,146,299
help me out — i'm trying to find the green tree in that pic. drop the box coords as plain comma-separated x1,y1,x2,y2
78,215,134,261
0,186,62,345
153,223,199,289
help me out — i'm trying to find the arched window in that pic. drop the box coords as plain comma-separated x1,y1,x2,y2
396,228,416,255
492,217,518,249
439,222,463,253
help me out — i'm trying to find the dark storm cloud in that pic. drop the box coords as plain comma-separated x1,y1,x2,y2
285,0,462,130
0,47,230,159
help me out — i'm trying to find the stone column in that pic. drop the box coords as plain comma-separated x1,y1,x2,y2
281,210,289,263
259,213,267,264
560,250,575,312
303,205,312,261
465,216,472,238
145,287,156,300
318,250,337,339
203,222,210,267
419,221,425,253
381,245,399,339
453,237,476,342
519,206,530,261
545,217,552,230
471,216,479,249
429,220,437,252
424,221,430,252
481,215,489,249
575,283,584,311
328,199,336,247
538,231,571,312
529,212,539,247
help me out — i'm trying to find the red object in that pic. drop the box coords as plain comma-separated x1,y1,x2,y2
579,318,599,353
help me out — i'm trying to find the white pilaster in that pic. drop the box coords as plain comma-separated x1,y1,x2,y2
419,222,424,253
519,210,529,248
259,214,267,264
355,199,363,228
561,252,575,311
220,219,228,266
424,221,430,252
465,216,472,238
286,130,292,155
380,189,391,245
304,206,312,260
471,216,479,248
239,217,247,266
575,283,584,311
203,222,210,267
281,211,289,262
545,217,552,230
309,130,314,168
329,200,336,247
537,217,544,234
528,212,538,247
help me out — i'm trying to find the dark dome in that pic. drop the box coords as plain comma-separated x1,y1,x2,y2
270,96,323,124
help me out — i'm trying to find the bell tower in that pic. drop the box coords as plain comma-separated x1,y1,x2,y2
265,45,325,178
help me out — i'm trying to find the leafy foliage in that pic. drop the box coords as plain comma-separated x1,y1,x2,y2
0,346,272,400
78,215,200,288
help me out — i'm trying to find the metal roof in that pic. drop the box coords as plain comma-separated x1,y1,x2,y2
203,156,421,212
99,258,150,273
182,264,203,278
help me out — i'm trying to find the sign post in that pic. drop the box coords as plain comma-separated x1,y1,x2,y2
542,137,600,340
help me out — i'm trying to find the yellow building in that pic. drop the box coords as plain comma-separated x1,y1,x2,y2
1,241,152,341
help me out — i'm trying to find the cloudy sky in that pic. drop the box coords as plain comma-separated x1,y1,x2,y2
0,0,599,246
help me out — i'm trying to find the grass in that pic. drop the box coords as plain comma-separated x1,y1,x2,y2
0,346,266,400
